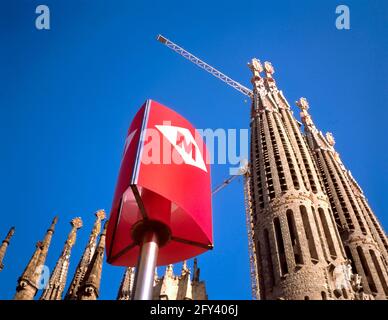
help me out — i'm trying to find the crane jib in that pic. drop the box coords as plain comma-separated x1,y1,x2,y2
156,34,253,98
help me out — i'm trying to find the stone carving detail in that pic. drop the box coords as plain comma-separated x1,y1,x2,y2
326,132,335,146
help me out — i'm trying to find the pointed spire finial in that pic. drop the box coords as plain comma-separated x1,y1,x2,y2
181,260,189,275
5,227,15,242
264,61,275,78
71,217,83,229
296,97,315,127
0,226,16,271
193,258,200,282
48,216,58,232
95,209,106,220
166,264,174,277
248,58,263,75
248,58,265,91
296,97,309,111
326,132,336,146
263,61,277,91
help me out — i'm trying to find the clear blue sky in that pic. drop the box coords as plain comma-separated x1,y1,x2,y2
0,0,387,300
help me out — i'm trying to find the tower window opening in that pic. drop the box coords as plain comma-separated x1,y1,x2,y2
370,250,388,296
312,207,328,261
256,240,266,299
300,206,319,264
273,217,288,276
264,229,275,287
286,209,303,265
318,208,337,259
357,246,377,293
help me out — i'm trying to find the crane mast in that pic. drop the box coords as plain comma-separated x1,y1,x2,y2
242,168,260,300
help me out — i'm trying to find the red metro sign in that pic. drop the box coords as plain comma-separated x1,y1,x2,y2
106,99,213,266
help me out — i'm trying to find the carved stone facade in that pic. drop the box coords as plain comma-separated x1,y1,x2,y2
77,221,108,300
14,217,57,300
117,259,208,300
65,210,106,300
248,59,387,300
299,98,388,299
40,217,83,300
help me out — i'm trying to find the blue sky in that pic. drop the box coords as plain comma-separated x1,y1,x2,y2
0,0,387,300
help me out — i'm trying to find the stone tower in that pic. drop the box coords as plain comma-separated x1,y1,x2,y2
299,98,388,299
0,227,15,272
14,217,57,300
248,59,354,300
77,221,108,300
117,259,207,300
40,217,83,300
153,260,207,300
117,267,135,300
65,210,106,300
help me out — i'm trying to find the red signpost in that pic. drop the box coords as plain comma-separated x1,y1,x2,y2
106,99,213,299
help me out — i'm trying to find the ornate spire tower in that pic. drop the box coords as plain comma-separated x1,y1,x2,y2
40,217,82,300
299,98,388,299
117,267,135,300
0,227,15,272
152,261,208,300
65,210,106,300
117,259,207,300
248,60,353,300
14,217,57,300
77,221,108,300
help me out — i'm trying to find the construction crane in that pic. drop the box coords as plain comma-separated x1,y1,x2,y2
157,35,253,98
211,162,260,300
157,34,260,300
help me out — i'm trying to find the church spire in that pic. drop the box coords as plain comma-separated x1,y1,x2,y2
0,227,15,272
193,258,200,282
14,216,57,300
77,220,108,300
117,267,135,300
40,217,82,300
178,261,192,300
65,210,106,300
298,98,388,299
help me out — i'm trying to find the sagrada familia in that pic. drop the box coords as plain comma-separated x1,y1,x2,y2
0,210,207,300
0,60,387,300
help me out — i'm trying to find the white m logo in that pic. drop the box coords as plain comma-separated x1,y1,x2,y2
155,125,207,172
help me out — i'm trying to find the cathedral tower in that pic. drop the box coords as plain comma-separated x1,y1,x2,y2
77,220,108,300
0,227,15,272
117,259,207,300
248,59,353,300
117,267,135,300
153,260,207,300
14,217,57,300
40,217,82,300
299,98,388,299
65,210,106,300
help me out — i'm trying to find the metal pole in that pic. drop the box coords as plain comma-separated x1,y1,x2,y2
133,231,159,300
